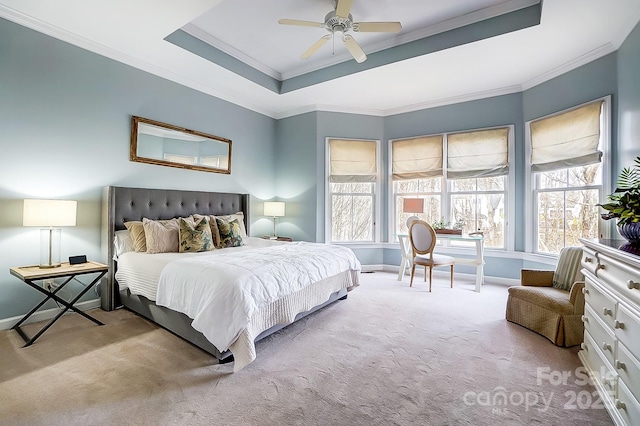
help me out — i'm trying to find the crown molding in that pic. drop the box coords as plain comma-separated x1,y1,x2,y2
182,23,283,81
520,43,616,91
0,4,278,119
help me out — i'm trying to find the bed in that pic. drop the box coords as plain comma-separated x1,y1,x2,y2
100,186,360,370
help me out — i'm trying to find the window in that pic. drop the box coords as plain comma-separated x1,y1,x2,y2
327,138,379,242
527,98,609,254
391,127,512,249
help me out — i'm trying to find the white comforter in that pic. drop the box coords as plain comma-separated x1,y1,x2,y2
154,242,361,354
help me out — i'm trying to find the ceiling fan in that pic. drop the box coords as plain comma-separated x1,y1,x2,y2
278,0,402,63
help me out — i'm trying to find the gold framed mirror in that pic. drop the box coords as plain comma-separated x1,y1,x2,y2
130,116,232,174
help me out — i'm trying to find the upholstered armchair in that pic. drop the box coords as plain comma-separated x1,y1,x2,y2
505,246,585,347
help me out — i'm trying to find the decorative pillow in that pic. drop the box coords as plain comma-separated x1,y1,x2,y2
193,214,221,248
124,221,147,252
215,212,247,239
113,230,135,259
552,246,584,291
142,218,180,254
216,217,244,248
179,217,214,253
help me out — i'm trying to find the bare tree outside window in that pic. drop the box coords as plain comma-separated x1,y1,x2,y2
535,164,601,254
331,183,374,241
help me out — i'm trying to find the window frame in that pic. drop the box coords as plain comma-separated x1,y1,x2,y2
524,95,612,254
388,125,515,252
325,137,381,244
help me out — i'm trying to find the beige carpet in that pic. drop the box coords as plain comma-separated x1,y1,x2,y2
0,272,613,425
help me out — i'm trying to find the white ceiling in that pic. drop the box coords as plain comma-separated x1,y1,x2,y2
1,0,639,119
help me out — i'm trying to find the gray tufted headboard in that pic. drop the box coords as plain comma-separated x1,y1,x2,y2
100,186,250,310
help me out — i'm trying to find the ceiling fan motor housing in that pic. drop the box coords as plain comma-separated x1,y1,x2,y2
324,11,353,34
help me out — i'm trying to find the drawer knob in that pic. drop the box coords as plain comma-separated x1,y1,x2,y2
581,315,588,323
584,257,593,263
597,264,606,270
603,307,613,316
582,288,589,295
615,320,625,329
616,399,627,410
627,280,640,290
602,342,612,351
616,360,627,370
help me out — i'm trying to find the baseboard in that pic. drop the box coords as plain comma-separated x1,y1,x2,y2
378,264,518,287
0,299,101,331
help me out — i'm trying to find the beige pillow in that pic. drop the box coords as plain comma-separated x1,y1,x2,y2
142,218,180,254
179,217,214,253
193,214,221,248
215,212,247,239
124,221,147,252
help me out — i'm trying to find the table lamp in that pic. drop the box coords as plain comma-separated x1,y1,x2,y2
264,201,285,238
23,199,77,268
403,198,424,228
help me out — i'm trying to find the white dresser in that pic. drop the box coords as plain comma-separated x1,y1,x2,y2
580,238,640,426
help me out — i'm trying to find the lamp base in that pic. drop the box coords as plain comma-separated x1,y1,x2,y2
39,263,62,269
39,228,61,269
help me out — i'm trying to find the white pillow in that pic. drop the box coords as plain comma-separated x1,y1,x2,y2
113,230,134,260
142,218,180,254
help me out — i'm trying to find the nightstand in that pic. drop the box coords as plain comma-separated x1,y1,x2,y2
9,260,108,347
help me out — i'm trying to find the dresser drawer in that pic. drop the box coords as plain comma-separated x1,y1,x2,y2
582,331,616,391
581,246,599,276
617,341,640,401
616,379,640,426
584,304,616,366
584,275,618,329
616,304,640,357
597,253,640,306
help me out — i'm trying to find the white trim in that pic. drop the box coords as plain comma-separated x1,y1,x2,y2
520,44,617,91
325,137,381,244
381,264,519,287
182,23,283,81
0,299,101,331
524,95,612,254
280,0,540,80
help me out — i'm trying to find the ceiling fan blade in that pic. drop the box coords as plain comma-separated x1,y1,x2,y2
343,35,367,63
353,22,402,33
278,19,326,28
301,35,331,59
335,0,354,18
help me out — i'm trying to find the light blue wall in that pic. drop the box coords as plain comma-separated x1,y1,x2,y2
0,18,277,320
617,22,640,174
2,15,639,321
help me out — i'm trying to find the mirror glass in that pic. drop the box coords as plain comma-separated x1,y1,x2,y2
130,116,232,174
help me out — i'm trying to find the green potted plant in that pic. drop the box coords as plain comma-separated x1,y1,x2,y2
599,156,640,244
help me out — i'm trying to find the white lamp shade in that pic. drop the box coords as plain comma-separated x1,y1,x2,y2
23,199,77,227
264,201,285,217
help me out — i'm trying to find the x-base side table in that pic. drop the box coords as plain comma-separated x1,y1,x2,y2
9,261,108,347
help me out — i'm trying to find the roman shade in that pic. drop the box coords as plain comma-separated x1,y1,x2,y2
530,100,603,172
392,135,443,181
329,139,377,183
447,127,509,179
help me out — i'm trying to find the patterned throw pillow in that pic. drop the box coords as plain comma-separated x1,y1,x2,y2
193,214,221,248
179,217,213,253
216,217,244,248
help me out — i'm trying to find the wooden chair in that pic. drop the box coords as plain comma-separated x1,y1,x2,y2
408,219,455,291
